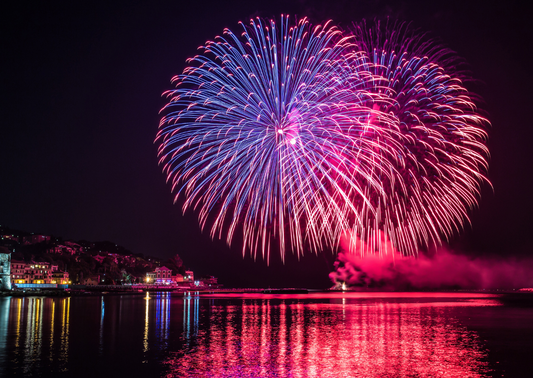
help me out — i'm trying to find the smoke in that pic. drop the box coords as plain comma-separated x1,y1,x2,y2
330,234,533,290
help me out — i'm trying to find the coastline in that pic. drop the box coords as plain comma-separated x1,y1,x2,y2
2,286,533,298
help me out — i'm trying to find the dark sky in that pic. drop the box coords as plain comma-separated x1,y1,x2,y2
1,0,531,288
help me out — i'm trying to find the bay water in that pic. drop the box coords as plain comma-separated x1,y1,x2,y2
1,292,532,377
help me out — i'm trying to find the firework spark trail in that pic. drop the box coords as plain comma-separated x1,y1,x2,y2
156,16,489,260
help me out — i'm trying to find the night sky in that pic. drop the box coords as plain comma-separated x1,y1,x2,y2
1,0,531,288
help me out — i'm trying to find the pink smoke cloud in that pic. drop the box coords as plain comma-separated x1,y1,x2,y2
330,234,533,290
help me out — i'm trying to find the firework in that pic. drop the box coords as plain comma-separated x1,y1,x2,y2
156,16,489,259
343,20,490,256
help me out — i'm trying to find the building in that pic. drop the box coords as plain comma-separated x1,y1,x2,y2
0,252,11,290
47,241,82,255
51,270,70,284
22,234,51,245
199,276,219,287
11,261,52,284
1,234,19,243
145,268,198,285
146,266,173,284
81,274,100,285
10,261,68,285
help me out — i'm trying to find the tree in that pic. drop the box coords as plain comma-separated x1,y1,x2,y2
165,254,185,275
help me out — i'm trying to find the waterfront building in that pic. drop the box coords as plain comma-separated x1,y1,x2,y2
145,267,198,286
10,260,69,285
146,271,155,282
200,276,218,287
146,266,173,284
11,261,52,284
51,270,70,284
10,260,27,284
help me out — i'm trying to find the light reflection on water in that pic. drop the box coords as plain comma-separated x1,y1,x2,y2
0,296,71,376
166,295,497,377
0,293,512,377
143,291,171,355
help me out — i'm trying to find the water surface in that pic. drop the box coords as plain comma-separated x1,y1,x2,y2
1,292,532,377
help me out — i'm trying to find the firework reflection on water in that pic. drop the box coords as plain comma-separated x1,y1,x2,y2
164,293,496,377
3,293,533,377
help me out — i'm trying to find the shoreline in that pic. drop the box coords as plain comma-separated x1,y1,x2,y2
2,287,532,298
